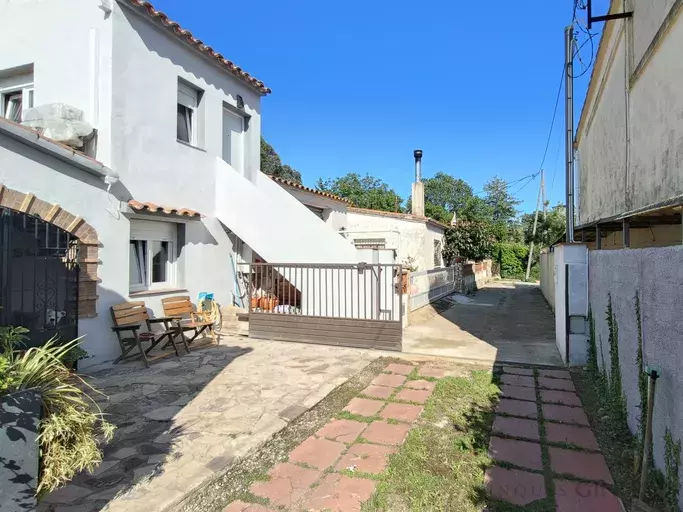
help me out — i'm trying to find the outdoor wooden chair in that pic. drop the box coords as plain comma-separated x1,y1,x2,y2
161,295,216,347
109,301,189,367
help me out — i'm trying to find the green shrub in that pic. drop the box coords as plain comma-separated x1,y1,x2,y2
443,222,495,264
0,327,114,495
494,243,529,279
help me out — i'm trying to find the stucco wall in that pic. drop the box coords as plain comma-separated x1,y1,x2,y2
0,135,236,366
345,212,444,272
0,0,115,163
589,245,683,508
110,3,262,212
577,3,683,224
279,186,349,233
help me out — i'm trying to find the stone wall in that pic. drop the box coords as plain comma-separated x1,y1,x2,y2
589,245,683,508
457,259,493,294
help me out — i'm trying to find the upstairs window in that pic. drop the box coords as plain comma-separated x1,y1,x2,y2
177,81,201,146
0,79,33,123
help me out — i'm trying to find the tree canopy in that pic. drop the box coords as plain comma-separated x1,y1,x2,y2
316,173,403,211
521,203,566,247
260,137,302,184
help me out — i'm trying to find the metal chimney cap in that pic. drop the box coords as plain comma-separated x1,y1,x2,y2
414,149,423,160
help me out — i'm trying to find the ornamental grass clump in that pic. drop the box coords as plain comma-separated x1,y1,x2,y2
0,326,114,495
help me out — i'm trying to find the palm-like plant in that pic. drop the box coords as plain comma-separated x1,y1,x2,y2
0,328,114,494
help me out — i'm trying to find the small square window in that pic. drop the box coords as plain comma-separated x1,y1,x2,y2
433,240,443,267
129,221,178,292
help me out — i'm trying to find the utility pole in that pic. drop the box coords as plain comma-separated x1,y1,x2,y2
565,25,575,242
541,170,547,221
525,169,543,281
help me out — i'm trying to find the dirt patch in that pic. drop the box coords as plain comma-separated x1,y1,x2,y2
175,356,406,512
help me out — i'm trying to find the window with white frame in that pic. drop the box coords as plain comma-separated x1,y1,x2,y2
129,220,178,292
433,239,443,267
177,80,201,146
0,75,34,123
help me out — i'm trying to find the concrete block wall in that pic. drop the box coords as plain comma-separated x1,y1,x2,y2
589,245,683,508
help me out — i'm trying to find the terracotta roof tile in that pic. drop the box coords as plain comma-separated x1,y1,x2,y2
270,176,351,204
128,200,202,218
125,0,270,95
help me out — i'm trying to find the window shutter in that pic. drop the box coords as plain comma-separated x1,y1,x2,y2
130,220,176,242
177,82,197,108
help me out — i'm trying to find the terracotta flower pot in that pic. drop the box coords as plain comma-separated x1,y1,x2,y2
250,297,259,310
259,297,279,311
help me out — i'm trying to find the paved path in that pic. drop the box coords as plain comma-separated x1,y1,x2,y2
486,366,623,510
223,361,443,512
403,281,563,366
38,337,379,512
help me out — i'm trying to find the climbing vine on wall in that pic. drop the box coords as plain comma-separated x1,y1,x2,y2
635,292,648,445
664,429,682,511
606,293,627,425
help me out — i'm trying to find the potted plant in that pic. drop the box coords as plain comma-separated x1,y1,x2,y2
61,345,89,371
0,326,114,505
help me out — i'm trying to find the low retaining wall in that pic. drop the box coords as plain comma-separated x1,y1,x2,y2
589,245,683,509
539,250,555,310
458,259,493,294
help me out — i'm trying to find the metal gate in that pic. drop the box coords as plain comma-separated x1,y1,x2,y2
0,207,79,347
247,262,403,351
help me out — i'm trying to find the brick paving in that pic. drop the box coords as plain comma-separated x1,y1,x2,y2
228,361,436,511
486,366,620,510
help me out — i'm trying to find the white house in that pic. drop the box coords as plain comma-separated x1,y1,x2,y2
272,176,448,272
0,0,358,366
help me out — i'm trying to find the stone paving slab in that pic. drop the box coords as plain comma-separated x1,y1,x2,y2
380,402,423,423
250,462,321,508
502,366,534,376
542,404,590,426
343,397,384,417
404,379,436,391
360,385,394,399
394,388,432,404
539,369,572,380
300,474,376,512
335,443,397,474
554,479,623,512
499,384,537,402
363,421,411,445
289,436,346,470
371,373,406,388
485,466,547,506
540,389,582,407
315,419,367,444
546,422,600,451
548,447,614,484
384,363,415,375
492,416,540,441
500,374,536,388
488,436,543,470
496,398,538,419
538,376,576,392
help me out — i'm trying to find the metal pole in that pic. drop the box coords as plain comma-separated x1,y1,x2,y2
414,149,423,182
565,25,575,243
639,370,659,500
525,169,543,281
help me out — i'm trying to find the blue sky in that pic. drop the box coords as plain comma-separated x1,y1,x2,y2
152,0,607,214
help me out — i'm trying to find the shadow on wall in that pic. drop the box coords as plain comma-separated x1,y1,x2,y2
588,245,683,510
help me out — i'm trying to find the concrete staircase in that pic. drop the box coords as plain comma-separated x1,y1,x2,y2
220,305,249,337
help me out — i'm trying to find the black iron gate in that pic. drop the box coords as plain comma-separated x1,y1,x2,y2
0,207,79,347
